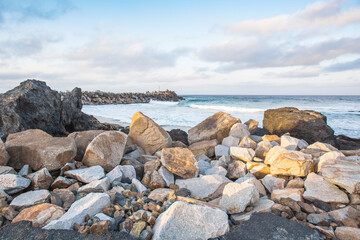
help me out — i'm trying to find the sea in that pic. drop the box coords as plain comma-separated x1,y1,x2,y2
82,95,360,138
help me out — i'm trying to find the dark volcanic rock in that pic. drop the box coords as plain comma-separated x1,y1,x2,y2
221,213,321,240
168,129,189,146
0,80,119,140
0,221,137,240
335,134,360,150
263,107,335,145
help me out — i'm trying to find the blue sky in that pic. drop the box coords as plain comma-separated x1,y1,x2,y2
0,0,359,94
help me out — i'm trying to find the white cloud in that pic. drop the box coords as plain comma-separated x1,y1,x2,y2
66,38,190,72
226,0,360,35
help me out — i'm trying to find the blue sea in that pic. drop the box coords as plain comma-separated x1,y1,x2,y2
82,95,360,138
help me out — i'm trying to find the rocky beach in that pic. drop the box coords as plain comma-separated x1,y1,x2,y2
0,80,359,240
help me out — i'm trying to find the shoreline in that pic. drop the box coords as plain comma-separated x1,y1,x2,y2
0,80,360,239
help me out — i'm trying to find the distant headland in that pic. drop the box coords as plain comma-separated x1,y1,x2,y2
78,90,184,105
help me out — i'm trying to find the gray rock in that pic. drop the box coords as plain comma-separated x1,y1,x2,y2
0,174,31,194
64,166,105,183
222,136,240,147
218,155,231,168
132,178,147,193
230,197,274,223
106,166,123,183
18,165,31,176
261,175,285,193
152,201,229,240
78,178,110,193
176,175,231,198
196,160,212,175
215,145,230,158
229,123,250,139
205,166,227,176
10,190,50,210
219,182,259,214
303,172,349,204
43,192,110,230
0,166,17,175
119,165,136,181
158,166,174,186
195,153,210,162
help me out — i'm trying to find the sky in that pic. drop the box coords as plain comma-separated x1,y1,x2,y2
0,0,359,95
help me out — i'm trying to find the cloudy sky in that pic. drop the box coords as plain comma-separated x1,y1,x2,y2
0,0,359,94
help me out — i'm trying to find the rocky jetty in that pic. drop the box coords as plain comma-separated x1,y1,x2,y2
80,90,184,105
0,80,120,140
0,95,360,239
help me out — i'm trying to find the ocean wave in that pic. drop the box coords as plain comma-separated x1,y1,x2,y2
189,104,264,113
149,100,179,105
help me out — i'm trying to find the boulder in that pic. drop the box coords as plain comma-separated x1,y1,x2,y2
168,129,188,145
229,123,250,139
223,213,321,240
261,175,285,193
52,189,75,205
18,165,31,176
78,178,110,193
307,141,338,152
161,147,198,179
188,112,240,145
12,203,64,227
271,188,304,202
106,166,123,183
226,161,246,180
219,182,259,214
222,136,240,147
244,119,258,134
269,151,313,177
320,158,360,194
335,227,360,240
0,174,31,194
10,190,50,210
176,175,231,199
27,168,53,190
246,162,270,179
152,201,229,240
263,107,335,145
64,165,105,183
264,146,288,165
148,188,174,203
230,197,274,223
281,135,308,150
43,193,110,230
82,131,127,171
51,176,76,189
118,165,136,181
230,147,255,162
132,178,147,193
205,166,227,176
215,145,230,158
329,206,360,225
68,130,105,161
317,151,346,172
0,139,9,165
5,129,76,171
188,139,217,157
0,80,114,141
0,166,17,175
262,135,281,144
303,172,349,204
128,112,172,155
144,170,166,190
254,140,272,159
239,137,257,149
197,160,212,175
